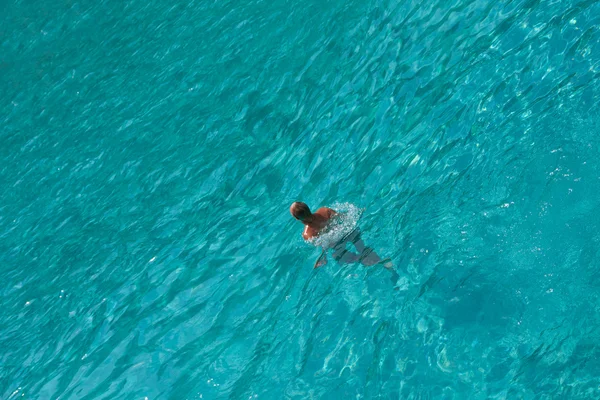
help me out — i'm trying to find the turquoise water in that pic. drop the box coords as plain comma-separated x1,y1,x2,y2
2,0,600,397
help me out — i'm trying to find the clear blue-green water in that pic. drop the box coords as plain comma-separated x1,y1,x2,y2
2,0,600,398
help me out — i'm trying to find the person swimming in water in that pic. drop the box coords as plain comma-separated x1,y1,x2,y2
289,202,397,283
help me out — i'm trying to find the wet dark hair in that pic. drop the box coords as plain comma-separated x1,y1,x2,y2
291,202,311,220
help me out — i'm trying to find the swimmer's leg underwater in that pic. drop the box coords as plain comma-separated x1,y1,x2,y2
314,229,399,285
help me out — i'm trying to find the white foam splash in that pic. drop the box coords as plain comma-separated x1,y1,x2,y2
307,202,364,249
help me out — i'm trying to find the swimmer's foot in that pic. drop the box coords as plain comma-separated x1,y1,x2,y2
379,257,394,269
388,265,400,287
377,257,399,288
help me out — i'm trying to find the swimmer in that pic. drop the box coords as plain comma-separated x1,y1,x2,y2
290,201,398,283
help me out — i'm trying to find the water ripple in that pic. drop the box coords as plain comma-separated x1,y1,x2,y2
2,0,600,398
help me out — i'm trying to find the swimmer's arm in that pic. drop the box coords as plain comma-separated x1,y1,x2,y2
314,250,327,268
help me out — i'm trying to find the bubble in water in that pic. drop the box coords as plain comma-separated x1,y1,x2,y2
307,202,364,249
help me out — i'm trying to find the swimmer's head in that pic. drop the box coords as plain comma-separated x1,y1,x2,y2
290,202,312,222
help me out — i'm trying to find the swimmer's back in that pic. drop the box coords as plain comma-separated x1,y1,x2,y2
314,207,336,220
302,207,337,240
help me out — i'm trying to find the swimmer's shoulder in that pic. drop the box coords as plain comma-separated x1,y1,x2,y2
315,207,337,219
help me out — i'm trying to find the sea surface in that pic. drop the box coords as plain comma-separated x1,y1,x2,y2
2,0,600,398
